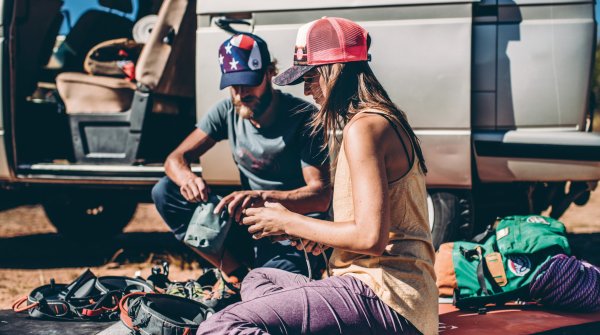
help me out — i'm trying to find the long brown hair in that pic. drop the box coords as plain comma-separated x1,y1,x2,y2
308,61,427,173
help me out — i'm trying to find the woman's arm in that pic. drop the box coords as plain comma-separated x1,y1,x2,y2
243,116,393,256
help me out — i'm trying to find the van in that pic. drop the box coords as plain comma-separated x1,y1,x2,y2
0,0,598,245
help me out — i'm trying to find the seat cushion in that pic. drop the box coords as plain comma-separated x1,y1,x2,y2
56,72,136,114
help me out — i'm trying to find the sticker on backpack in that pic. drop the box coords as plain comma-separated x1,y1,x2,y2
507,255,532,276
496,227,509,240
526,216,549,224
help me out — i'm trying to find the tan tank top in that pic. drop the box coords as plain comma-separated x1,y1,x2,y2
329,112,439,335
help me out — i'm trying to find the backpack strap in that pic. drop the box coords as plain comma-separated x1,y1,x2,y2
457,246,505,309
471,224,495,244
460,246,490,296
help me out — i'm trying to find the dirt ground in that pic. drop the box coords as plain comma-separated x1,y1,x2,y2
0,203,204,309
0,188,599,309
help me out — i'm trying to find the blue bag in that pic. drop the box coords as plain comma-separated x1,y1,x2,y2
183,194,232,255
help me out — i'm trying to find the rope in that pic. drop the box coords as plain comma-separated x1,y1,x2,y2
298,238,331,280
12,296,39,312
299,238,313,280
529,254,600,312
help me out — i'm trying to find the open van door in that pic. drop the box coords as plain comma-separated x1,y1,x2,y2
1,0,200,239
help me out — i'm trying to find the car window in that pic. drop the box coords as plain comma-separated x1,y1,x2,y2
60,0,139,35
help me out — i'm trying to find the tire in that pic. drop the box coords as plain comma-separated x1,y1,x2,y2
42,191,137,239
472,183,532,232
428,191,472,250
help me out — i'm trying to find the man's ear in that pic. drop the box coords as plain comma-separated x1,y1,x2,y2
264,69,275,84
267,61,279,77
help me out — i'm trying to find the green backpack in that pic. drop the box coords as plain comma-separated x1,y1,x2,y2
436,215,571,310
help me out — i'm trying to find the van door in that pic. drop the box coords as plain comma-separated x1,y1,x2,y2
0,0,9,180
472,0,600,182
196,0,475,188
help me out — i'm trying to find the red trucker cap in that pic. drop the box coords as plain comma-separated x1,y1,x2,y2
273,17,370,86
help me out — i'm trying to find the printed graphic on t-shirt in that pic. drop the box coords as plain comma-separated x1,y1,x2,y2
235,146,280,174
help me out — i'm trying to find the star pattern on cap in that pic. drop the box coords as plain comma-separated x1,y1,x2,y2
229,58,239,70
225,43,233,54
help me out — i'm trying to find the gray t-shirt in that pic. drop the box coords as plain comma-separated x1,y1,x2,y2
197,92,328,191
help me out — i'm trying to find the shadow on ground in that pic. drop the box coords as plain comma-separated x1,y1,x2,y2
566,233,600,265
0,231,201,269
1,231,599,269
0,190,36,212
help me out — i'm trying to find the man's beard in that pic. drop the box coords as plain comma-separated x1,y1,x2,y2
232,84,273,120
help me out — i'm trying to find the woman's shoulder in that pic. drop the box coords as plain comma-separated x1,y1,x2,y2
343,109,392,137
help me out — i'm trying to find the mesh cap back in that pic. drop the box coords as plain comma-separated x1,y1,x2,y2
274,17,369,86
295,17,369,66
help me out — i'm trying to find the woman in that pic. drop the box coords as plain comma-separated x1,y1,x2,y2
198,17,438,335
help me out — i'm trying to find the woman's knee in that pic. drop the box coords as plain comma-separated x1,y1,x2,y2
242,268,286,285
240,268,286,300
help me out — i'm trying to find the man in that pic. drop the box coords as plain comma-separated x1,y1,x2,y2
151,33,331,292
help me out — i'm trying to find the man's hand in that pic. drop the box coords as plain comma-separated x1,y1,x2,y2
179,176,210,203
214,190,265,222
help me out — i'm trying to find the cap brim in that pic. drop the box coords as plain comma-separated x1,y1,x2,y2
273,65,314,86
220,71,264,89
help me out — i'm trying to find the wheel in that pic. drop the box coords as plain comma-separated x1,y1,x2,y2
427,191,472,250
471,183,532,233
42,191,137,239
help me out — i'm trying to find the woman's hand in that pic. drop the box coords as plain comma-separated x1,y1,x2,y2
290,239,329,256
242,202,296,239
214,190,265,222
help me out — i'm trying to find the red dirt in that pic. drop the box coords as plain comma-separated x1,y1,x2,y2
0,204,201,309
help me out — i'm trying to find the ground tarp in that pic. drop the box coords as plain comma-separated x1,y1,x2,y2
439,303,600,334
3,305,600,334
0,309,116,335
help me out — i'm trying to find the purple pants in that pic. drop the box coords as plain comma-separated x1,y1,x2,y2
197,268,420,335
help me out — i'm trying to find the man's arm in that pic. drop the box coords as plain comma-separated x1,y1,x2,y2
215,164,332,222
165,128,216,202
262,164,331,213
